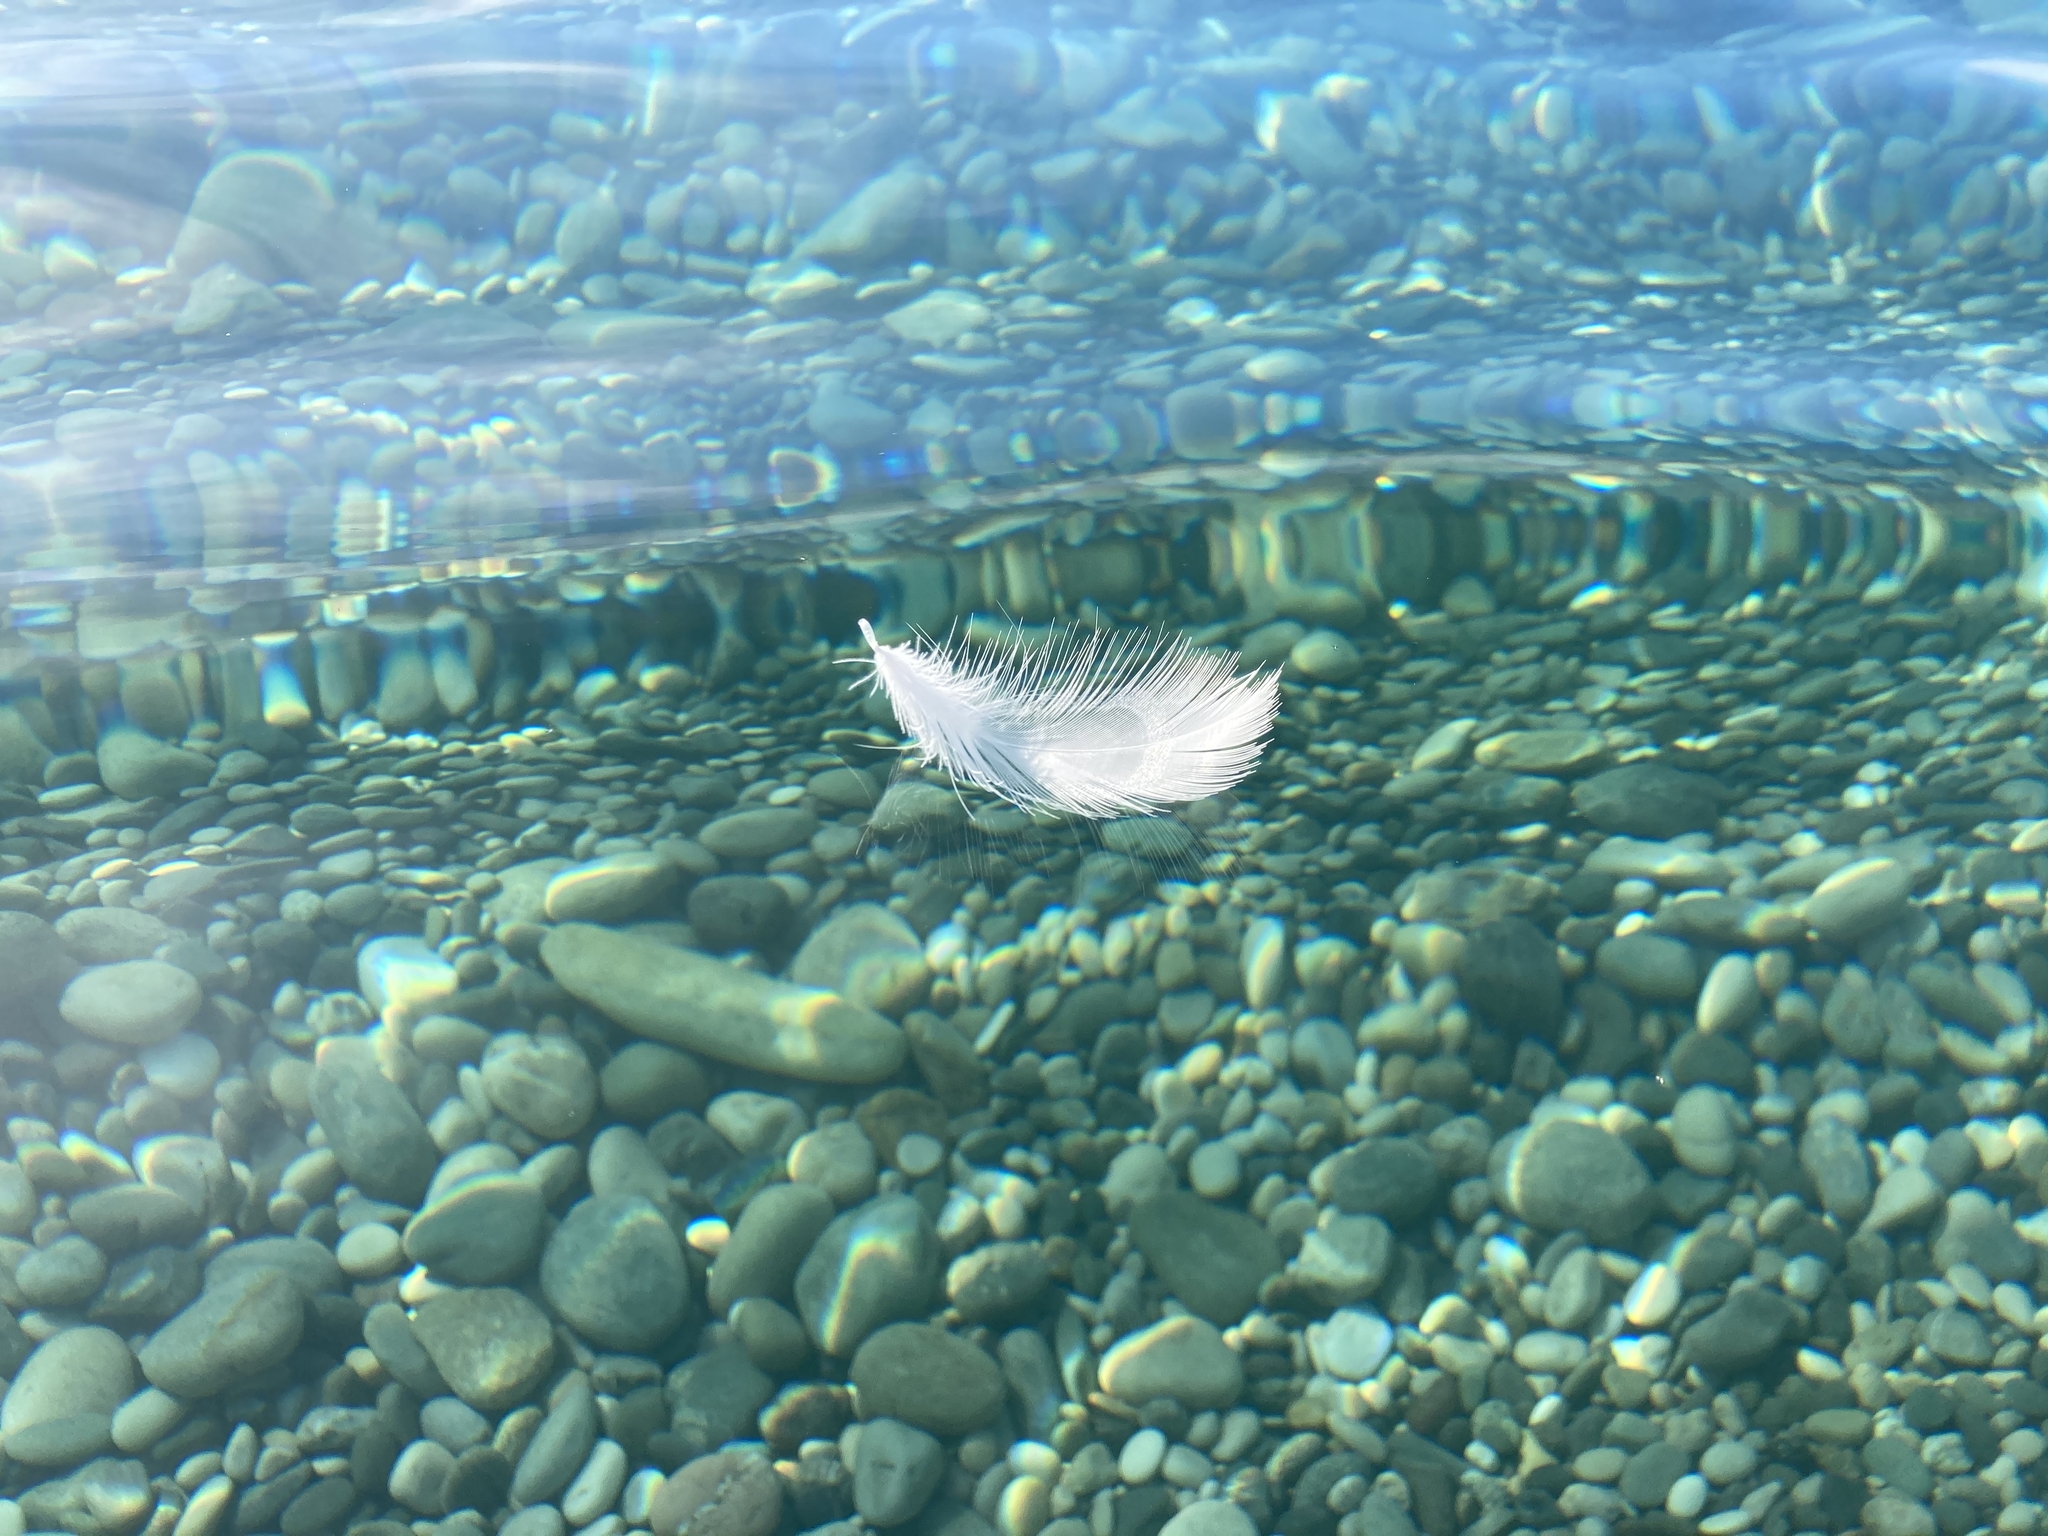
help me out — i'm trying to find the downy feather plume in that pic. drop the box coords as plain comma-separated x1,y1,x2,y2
854,618,1281,820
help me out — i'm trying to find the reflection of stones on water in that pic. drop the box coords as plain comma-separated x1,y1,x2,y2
4,5,2048,596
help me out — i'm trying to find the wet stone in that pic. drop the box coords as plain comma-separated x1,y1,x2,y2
1126,1191,1279,1326
1919,1307,1992,1367
19,1456,152,1536
789,903,930,1016
648,1447,782,1536
945,1241,1051,1322
1317,1138,1439,1227
598,1041,709,1123
542,852,675,923
1098,1315,1243,1410
1932,1189,2034,1280
402,1171,545,1285
697,806,819,861
543,924,906,1084
685,875,794,954
1805,858,1912,943
510,1373,595,1505
664,1342,775,1464
90,1247,201,1328
1287,1213,1395,1308
539,1193,692,1352
307,1040,438,1206
708,1182,836,1317
54,908,171,964
16,1234,109,1308
1458,915,1564,1041
852,1418,944,1528
1618,1442,1693,1509
849,1323,1005,1435
793,1194,940,1357
0,911,80,1004
410,1288,555,1412
1571,763,1722,838
60,960,200,1046
1679,1287,1797,1375
1472,729,1605,776
138,1268,306,1399
1594,933,1699,1002
480,1031,598,1140
97,727,214,802
1491,1119,1653,1243
1800,1113,1873,1224
1,1325,134,1466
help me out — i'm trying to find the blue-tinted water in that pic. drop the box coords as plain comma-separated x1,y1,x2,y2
0,8,2044,1536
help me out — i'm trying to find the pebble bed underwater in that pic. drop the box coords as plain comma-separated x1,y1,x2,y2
18,5,2048,1536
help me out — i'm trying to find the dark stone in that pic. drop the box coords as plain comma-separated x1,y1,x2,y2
1113,1483,1176,1536
1571,763,1722,838
1658,1170,1729,1226
234,1464,314,1534
440,1447,512,1514
1675,1234,1751,1293
1663,1029,1752,1092
1321,1139,1440,1226
0,1304,32,1379
1559,872,1615,915
685,875,793,954
278,1477,356,1536
1458,918,1564,1044
1125,1192,1280,1326
758,1382,853,1455
1679,1288,1798,1375
1924,1128,1980,1191
1034,980,1132,1054
1617,1442,1691,1509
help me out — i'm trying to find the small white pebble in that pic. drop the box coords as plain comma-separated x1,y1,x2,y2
986,1191,1031,1241
335,1223,402,1280
1699,1441,1756,1485
896,1133,942,1178
1119,1428,1166,1485
1666,1475,1709,1519
1187,1141,1241,1199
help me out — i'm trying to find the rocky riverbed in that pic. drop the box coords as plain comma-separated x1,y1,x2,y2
0,554,2042,1536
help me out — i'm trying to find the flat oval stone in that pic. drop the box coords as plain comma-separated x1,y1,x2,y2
307,1039,437,1206
1,1326,134,1465
1098,1315,1243,1410
542,853,676,923
54,908,172,964
138,1268,306,1398
410,1288,555,1412
539,1194,692,1352
1805,857,1912,943
541,925,906,1084
848,1323,1004,1434
1126,1192,1280,1326
1473,728,1606,776
792,1194,940,1357
403,1172,545,1285
60,961,200,1046
696,807,819,861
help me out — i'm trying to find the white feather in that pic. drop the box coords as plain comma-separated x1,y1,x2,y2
854,618,1281,820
